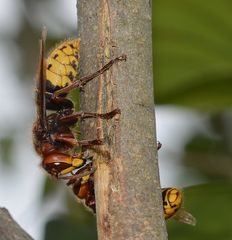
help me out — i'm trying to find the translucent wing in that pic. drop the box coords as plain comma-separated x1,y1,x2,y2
174,208,196,226
35,26,47,131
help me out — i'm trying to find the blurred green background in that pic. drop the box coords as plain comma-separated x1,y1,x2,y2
0,0,231,239
153,1,232,239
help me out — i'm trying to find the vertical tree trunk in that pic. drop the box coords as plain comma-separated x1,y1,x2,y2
77,1,167,239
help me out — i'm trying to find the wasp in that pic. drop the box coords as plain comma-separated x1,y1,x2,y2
162,187,196,225
69,143,196,226
71,177,196,226
69,170,196,226
33,27,126,178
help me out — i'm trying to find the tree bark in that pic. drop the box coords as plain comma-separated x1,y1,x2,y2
77,0,167,239
0,208,33,240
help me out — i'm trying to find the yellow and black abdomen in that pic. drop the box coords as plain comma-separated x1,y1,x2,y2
45,39,80,110
162,187,183,219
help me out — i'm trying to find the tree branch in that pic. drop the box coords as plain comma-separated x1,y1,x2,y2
77,0,167,239
0,208,33,240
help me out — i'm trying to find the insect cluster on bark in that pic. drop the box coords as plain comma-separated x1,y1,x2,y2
33,27,195,225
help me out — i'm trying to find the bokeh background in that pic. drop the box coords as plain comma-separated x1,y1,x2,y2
0,0,231,239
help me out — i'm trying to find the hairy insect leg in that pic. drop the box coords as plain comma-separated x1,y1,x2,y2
52,132,78,147
78,138,104,146
52,133,104,147
53,55,127,99
56,108,120,147
58,108,121,124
